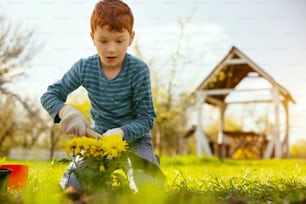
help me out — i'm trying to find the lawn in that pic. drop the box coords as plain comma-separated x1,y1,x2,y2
1,156,306,204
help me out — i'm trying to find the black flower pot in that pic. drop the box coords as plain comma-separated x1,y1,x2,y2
0,168,12,192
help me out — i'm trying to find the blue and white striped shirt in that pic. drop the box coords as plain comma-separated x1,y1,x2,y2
40,53,156,142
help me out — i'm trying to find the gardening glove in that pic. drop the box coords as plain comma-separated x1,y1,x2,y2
102,128,124,138
86,128,103,139
58,105,89,136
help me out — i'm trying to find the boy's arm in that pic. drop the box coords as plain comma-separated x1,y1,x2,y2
120,65,156,142
40,59,83,123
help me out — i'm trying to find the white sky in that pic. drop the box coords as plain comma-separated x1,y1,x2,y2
1,0,306,144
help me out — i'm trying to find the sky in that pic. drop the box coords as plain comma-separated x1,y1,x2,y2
1,0,306,144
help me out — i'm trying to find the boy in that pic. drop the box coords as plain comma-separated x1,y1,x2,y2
41,0,161,190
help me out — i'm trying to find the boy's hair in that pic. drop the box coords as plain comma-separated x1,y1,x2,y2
90,0,134,35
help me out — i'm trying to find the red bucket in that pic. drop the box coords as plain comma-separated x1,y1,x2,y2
0,164,28,190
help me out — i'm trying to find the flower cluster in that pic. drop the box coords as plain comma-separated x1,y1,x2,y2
64,135,129,191
65,135,128,159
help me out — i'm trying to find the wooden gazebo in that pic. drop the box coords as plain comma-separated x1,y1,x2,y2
191,46,295,159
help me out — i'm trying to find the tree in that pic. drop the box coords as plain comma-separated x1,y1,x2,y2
133,13,196,156
0,15,41,155
0,15,36,89
0,95,15,154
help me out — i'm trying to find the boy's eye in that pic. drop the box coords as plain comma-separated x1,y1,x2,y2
117,40,123,43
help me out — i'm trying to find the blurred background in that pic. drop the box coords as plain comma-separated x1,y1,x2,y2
0,0,305,159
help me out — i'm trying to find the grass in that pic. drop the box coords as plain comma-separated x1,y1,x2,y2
161,156,306,203
1,156,306,203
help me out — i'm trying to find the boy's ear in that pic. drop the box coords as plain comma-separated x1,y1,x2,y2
129,31,135,46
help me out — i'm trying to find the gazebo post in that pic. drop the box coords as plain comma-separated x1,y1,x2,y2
264,87,281,158
283,100,290,158
217,103,228,158
195,91,212,157
272,87,281,158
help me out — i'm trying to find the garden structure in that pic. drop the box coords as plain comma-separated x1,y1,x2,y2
187,46,295,159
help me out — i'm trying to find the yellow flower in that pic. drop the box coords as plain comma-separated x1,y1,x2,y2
64,135,128,158
65,139,77,154
99,164,105,172
101,134,128,158
65,144,72,155
73,147,81,156
63,135,129,190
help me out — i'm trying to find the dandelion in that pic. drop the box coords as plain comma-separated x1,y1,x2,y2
101,134,128,158
99,164,105,173
64,135,129,190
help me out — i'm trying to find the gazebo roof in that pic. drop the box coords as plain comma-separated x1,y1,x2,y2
194,46,295,106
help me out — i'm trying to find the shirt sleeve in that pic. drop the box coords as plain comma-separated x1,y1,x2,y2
40,59,83,123
121,63,156,142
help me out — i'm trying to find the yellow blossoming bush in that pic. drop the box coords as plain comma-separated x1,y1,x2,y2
64,134,129,191
232,148,259,160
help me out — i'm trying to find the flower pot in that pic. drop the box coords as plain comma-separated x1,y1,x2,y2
0,168,12,192
0,164,28,190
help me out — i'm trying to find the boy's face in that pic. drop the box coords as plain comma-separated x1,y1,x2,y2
91,26,134,70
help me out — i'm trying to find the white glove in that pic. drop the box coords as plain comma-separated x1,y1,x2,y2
58,105,89,136
102,128,124,138
86,128,103,139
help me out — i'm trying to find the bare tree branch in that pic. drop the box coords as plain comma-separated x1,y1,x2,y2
0,15,37,86
0,15,44,155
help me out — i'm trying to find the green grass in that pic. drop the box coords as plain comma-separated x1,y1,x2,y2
161,156,306,203
1,156,306,203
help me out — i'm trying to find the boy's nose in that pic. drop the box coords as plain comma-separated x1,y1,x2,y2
107,44,116,53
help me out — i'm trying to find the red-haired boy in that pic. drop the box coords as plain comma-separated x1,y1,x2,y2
41,0,162,190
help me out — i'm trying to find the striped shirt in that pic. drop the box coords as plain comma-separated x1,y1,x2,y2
40,53,156,142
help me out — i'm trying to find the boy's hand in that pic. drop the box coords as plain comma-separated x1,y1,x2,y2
102,128,124,138
86,128,102,139
59,105,89,136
